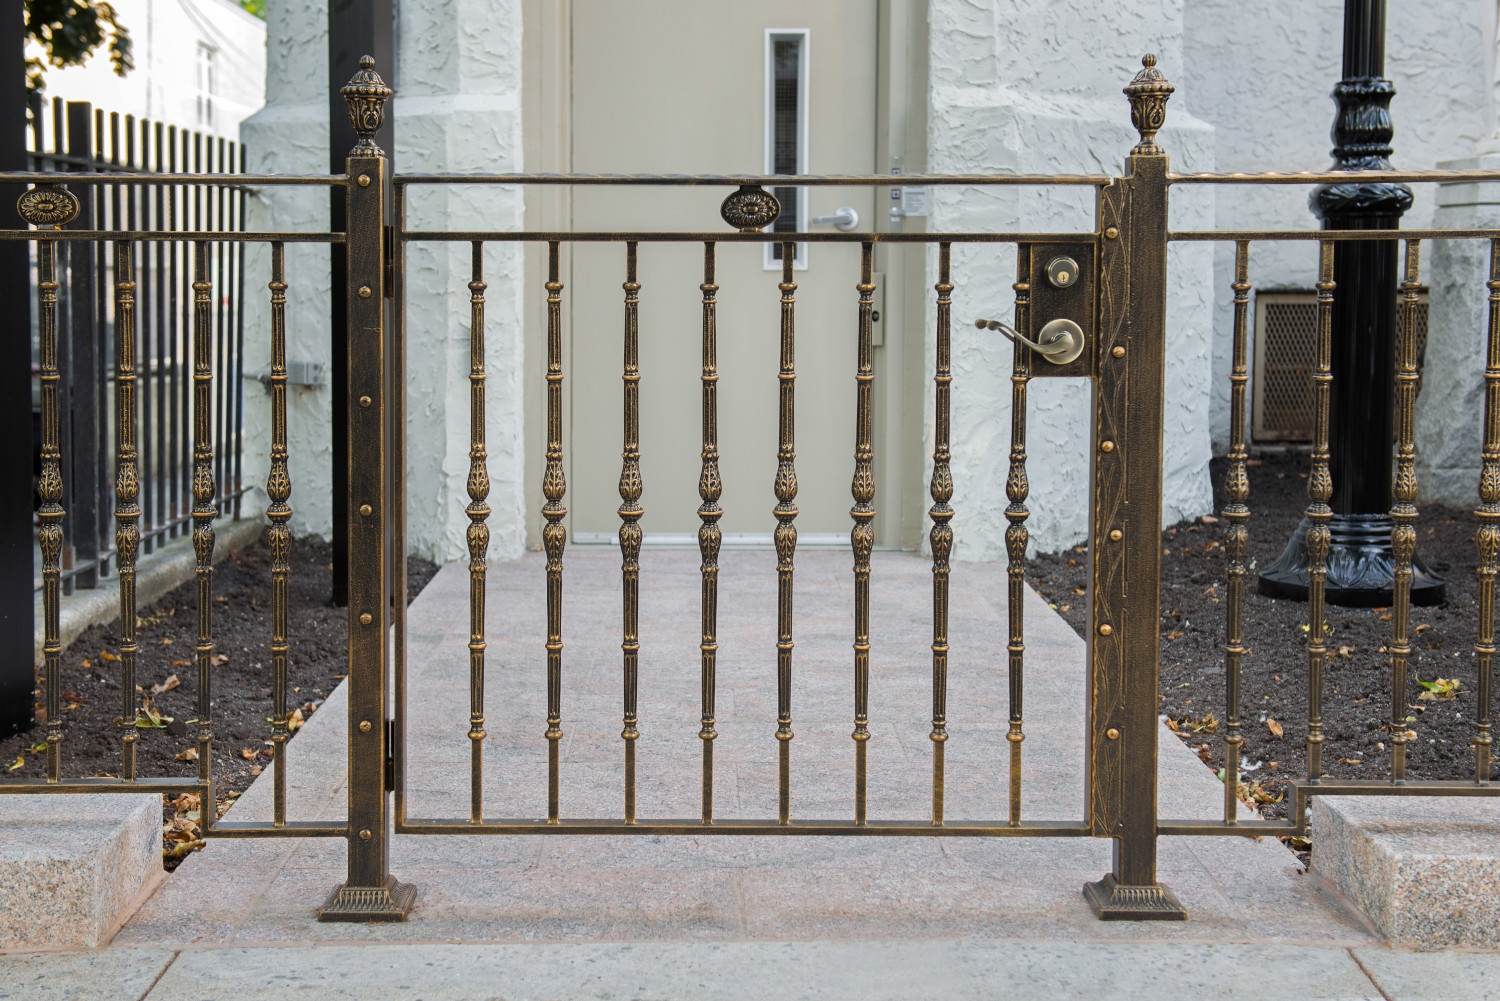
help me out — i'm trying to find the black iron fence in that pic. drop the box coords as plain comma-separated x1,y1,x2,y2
26,96,248,592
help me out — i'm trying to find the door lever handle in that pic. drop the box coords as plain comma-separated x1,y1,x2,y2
975,317,1085,366
810,206,860,231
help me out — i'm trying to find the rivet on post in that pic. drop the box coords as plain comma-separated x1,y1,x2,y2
360,613,373,625
1109,529,1123,541
359,720,373,732
358,174,371,187
1112,345,1126,358
359,286,372,299
359,829,373,840
1105,226,1120,240
360,395,372,408
360,504,372,517
1098,624,1113,636
1107,728,1120,740
1101,440,1116,453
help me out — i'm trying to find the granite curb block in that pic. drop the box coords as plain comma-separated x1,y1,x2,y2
33,515,265,668
0,795,161,951
1313,795,1500,950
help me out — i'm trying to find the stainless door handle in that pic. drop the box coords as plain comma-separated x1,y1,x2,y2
976,317,1085,365
810,206,860,231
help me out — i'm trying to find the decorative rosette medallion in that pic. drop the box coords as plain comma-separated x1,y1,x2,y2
17,185,80,228
1123,54,1173,156
341,55,394,157
719,184,781,233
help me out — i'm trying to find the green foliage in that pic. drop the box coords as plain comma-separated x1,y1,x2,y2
240,0,265,17
24,0,133,96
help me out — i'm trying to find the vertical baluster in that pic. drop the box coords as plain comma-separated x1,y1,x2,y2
467,242,491,824
1223,240,1252,822
1005,246,1032,827
850,243,876,826
114,240,140,780
1389,239,1423,784
1306,240,1335,782
698,242,722,824
266,244,292,826
1476,239,1500,787
36,223,65,782
929,244,954,826
234,145,248,516
619,243,643,825
543,242,567,823
192,241,217,793
774,244,799,825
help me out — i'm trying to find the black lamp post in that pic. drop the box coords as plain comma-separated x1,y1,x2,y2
1258,0,1444,606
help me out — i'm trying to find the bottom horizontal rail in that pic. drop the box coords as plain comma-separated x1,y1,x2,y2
208,821,348,838
1157,819,1297,836
1164,779,1500,836
397,817,1092,836
0,778,204,795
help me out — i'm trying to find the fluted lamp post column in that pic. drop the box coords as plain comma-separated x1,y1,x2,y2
1258,0,1445,606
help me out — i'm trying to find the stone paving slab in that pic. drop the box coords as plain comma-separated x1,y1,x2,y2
1315,796,1500,950
1353,948,1500,1000
0,948,174,1000
115,549,1371,948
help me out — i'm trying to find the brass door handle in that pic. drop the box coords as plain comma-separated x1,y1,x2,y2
975,317,1085,365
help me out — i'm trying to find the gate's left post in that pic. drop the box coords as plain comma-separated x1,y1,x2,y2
319,56,415,922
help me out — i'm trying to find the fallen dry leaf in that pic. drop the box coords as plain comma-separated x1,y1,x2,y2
210,653,230,667
1267,718,1284,738
169,659,192,668
287,708,306,732
1167,629,1185,641
170,793,201,813
1200,514,1219,525
7,756,22,772
1337,645,1354,659
1415,623,1432,635
149,674,180,695
99,650,119,663
240,747,257,760
1339,757,1364,765
175,747,198,762
250,765,263,776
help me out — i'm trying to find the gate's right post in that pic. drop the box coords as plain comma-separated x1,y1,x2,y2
1083,54,1186,921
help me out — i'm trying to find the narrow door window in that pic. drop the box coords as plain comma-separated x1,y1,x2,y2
765,30,808,269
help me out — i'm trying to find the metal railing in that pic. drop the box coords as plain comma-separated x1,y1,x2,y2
3,54,1498,927
26,97,249,592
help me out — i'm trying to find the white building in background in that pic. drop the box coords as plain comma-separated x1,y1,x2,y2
240,0,1500,563
27,0,265,144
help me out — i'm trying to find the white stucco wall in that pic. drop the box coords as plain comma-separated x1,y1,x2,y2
239,0,331,544
1184,0,1496,456
927,0,1216,559
396,1,527,563
239,0,526,563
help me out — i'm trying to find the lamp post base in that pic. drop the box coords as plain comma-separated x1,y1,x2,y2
1257,513,1445,607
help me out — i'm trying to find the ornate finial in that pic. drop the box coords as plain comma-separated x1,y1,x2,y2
17,185,80,228
720,184,781,232
341,55,393,157
1124,53,1173,156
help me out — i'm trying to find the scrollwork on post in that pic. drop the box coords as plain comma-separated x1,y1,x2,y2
1124,54,1173,157
341,56,394,157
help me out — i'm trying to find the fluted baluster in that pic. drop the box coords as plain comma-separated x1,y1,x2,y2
543,242,567,823
192,241,217,793
1388,239,1422,784
1305,240,1335,782
36,233,64,783
467,242,491,823
774,245,799,825
266,244,293,826
1476,239,1500,786
850,243,876,826
1005,247,1032,827
698,243,723,824
619,243,643,825
115,241,141,781
929,243,954,826
1222,241,1251,822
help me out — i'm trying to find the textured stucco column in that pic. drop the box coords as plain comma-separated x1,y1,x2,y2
395,2,526,563
1417,157,1500,507
239,0,332,541
927,1,1215,559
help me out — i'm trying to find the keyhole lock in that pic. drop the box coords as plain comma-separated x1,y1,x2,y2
1046,256,1080,288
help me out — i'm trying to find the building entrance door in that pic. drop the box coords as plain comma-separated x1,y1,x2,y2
567,1,880,542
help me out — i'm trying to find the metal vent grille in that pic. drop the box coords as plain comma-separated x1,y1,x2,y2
1251,291,1429,443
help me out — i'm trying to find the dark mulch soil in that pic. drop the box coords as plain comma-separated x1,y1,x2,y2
1032,448,1491,825
0,531,437,869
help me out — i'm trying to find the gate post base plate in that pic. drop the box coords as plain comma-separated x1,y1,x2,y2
1083,874,1187,920
317,876,417,922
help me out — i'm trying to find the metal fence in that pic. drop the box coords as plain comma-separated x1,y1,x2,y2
26,96,248,592
2,54,1498,926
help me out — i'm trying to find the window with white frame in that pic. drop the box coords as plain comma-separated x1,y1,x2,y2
765,30,808,269
196,44,218,128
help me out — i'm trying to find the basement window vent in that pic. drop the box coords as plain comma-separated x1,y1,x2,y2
1251,290,1429,444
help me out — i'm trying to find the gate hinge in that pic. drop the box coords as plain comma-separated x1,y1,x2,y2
383,224,394,298
384,718,396,792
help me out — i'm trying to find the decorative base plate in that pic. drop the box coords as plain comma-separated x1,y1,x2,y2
317,876,417,922
1083,874,1187,920
1258,514,1445,607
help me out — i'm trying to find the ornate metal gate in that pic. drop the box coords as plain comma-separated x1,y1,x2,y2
6,53,1500,925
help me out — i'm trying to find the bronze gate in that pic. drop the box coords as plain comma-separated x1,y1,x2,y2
6,54,1500,924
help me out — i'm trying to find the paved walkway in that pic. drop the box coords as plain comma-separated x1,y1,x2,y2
6,550,1500,999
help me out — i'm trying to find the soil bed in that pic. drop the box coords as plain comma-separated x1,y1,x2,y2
1032,449,1492,823
0,531,436,869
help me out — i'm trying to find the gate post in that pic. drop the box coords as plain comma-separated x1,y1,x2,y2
1083,55,1185,920
318,57,415,922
